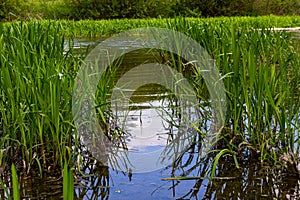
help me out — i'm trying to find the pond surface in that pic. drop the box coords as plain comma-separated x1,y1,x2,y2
1,35,300,199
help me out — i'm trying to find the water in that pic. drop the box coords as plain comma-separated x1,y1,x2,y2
1,36,300,199
69,34,300,199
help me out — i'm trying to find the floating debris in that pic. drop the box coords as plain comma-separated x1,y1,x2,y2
128,168,133,182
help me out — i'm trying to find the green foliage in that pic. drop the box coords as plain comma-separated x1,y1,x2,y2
208,149,239,178
3,0,298,21
34,0,72,19
253,0,300,16
0,21,80,171
66,0,177,19
0,0,28,21
161,17,299,174
50,16,300,37
64,0,300,20
63,163,74,200
0,16,299,178
11,164,20,200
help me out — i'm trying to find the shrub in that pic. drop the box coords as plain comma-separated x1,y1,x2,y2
0,0,28,21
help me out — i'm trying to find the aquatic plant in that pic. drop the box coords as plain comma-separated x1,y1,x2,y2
0,21,79,172
0,16,299,197
11,164,20,200
163,17,300,177
63,162,74,200
2,15,295,38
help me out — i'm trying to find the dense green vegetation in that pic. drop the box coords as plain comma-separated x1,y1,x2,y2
4,15,299,38
0,22,79,171
0,16,299,176
1,0,300,21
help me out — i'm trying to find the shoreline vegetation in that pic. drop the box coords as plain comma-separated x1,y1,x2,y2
0,15,299,198
0,15,299,169
2,16,300,38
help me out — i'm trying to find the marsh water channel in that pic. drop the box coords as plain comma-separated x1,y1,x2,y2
1,35,300,199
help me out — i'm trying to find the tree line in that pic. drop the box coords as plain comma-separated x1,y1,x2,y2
1,0,300,21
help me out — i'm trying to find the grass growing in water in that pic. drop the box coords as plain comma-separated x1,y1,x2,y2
0,16,299,196
0,21,80,172
163,17,300,176
63,162,74,200
11,164,20,200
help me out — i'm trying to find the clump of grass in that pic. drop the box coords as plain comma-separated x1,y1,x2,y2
0,16,299,182
164,18,300,176
0,21,80,172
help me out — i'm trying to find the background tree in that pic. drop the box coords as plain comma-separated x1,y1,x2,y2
0,0,28,21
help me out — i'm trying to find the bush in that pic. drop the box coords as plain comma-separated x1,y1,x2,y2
34,0,72,19
65,0,300,20
1,0,300,21
66,0,178,19
0,0,28,21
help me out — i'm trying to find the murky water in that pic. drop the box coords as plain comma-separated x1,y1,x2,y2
1,36,300,199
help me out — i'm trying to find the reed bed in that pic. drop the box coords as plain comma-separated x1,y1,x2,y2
3,15,300,38
0,16,299,198
0,22,80,172
164,17,300,174
57,15,300,37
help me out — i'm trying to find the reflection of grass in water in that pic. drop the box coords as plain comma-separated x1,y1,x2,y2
162,155,300,199
129,83,171,104
0,17,299,198
160,18,300,178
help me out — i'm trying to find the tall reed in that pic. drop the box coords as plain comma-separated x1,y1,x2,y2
8,15,297,38
0,21,80,171
11,164,20,200
165,18,300,173
0,16,299,179
63,162,74,200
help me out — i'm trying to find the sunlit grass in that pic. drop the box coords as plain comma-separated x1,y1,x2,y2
3,15,297,37
63,162,74,200
0,16,299,197
163,17,300,177
0,22,80,172
11,164,20,200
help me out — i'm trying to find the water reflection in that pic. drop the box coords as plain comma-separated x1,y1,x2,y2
1,155,299,199
67,36,300,199
1,37,299,199
74,160,110,199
